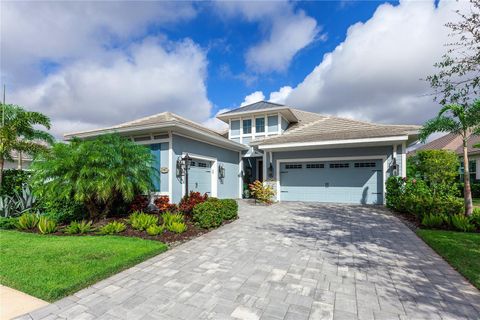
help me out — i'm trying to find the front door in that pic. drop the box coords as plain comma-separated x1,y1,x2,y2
258,160,263,182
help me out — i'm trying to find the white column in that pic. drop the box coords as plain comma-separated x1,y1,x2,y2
401,142,407,177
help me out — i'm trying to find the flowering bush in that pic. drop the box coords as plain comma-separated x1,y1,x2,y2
249,180,275,204
179,191,208,214
153,196,177,213
129,195,150,212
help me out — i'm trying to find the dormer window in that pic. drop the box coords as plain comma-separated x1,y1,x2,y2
243,119,252,134
255,118,265,133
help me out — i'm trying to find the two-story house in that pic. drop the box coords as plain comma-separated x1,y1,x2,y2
65,101,419,204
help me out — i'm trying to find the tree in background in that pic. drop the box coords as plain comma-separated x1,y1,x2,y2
0,104,54,186
31,134,154,220
420,101,480,216
426,0,480,106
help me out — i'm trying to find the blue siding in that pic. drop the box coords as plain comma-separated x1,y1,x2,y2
149,143,169,193
281,117,289,132
267,115,278,133
172,134,239,203
231,120,240,136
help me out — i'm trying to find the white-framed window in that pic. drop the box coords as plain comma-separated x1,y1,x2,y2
255,117,265,133
243,119,252,134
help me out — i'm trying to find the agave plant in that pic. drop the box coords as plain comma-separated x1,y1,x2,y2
15,186,37,214
0,195,19,217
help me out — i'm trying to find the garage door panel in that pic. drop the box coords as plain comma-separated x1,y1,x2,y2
188,159,212,195
280,160,383,204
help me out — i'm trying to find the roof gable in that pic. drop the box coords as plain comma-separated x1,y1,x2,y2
219,101,285,115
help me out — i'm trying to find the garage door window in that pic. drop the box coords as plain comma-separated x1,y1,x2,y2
306,163,324,169
285,164,302,169
354,162,376,168
330,163,349,168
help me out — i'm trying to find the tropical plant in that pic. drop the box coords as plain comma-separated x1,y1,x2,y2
0,104,54,186
30,134,154,220
129,212,158,231
146,224,164,236
0,169,31,197
178,192,208,214
64,220,94,234
129,195,150,213
451,214,476,232
162,212,184,228
421,213,447,229
167,221,187,234
154,195,177,213
420,100,480,215
37,216,57,234
0,195,17,217
16,212,39,230
249,180,275,204
98,221,126,235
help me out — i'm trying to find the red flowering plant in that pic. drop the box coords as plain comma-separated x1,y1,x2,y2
153,195,177,213
179,191,208,214
129,195,150,212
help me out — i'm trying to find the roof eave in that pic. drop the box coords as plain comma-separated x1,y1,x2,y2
216,107,298,123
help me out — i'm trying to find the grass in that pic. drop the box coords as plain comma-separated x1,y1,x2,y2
417,229,480,289
0,230,167,301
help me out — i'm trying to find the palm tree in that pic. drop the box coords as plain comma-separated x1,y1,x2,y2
0,104,54,186
31,134,154,220
420,100,480,216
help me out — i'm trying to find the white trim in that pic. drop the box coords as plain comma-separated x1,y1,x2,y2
401,142,407,177
238,152,243,198
181,152,218,198
168,131,173,203
259,136,409,150
275,155,387,204
134,138,170,145
172,132,246,152
217,107,298,123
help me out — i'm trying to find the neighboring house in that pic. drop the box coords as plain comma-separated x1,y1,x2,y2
412,132,480,182
3,151,33,170
65,101,419,204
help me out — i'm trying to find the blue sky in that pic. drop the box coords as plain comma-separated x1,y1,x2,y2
0,0,462,136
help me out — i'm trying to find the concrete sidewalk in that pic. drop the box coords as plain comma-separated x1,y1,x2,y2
0,285,48,320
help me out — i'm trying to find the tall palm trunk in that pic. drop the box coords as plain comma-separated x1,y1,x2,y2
463,140,473,216
0,156,4,188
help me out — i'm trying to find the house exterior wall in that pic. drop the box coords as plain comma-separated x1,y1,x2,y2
171,134,240,203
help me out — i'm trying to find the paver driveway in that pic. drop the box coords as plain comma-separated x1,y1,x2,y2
20,202,480,320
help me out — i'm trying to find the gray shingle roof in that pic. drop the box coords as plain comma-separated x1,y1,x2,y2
252,109,420,146
414,132,480,156
219,101,286,115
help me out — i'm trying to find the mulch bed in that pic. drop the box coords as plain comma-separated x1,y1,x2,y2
389,209,421,232
26,213,237,247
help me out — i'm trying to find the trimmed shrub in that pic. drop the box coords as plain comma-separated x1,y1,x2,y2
99,221,126,235
16,213,39,230
193,201,223,229
146,224,164,236
37,216,57,234
451,214,476,232
219,199,238,220
129,212,158,231
40,196,86,224
179,192,208,214
167,222,187,234
64,220,94,234
154,195,177,213
0,217,18,230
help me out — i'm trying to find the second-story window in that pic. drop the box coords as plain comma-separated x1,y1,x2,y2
255,118,265,133
243,119,252,134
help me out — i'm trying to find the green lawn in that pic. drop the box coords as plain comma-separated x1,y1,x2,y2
0,231,167,301
417,229,480,289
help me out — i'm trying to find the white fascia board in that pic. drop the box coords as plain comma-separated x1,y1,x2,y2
259,136,409,151
217,107,298,123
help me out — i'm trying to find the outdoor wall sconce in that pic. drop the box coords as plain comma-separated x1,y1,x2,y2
268,163,274,178
218,164,225,179
176,157,185,178
392,158,398,176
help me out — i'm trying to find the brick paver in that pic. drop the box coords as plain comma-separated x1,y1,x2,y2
18,202,480,320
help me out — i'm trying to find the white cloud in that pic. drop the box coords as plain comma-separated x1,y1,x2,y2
279,0,469,125
202,108,231,133
215,1,321,73
269,86,293,104
241,91,266,107
10,38,212,138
